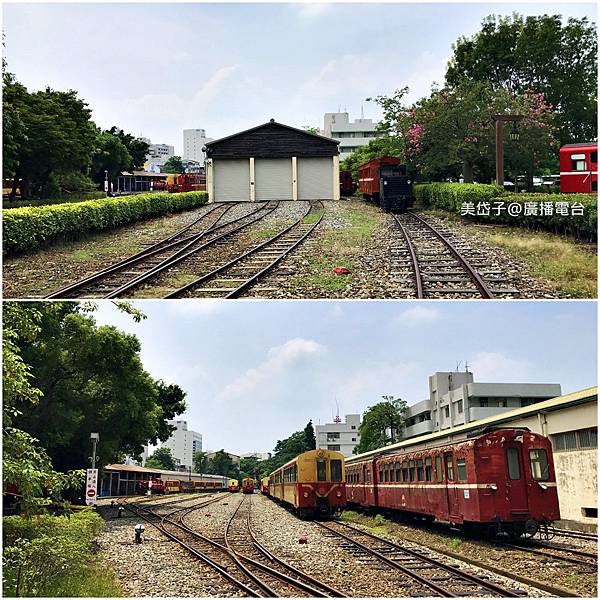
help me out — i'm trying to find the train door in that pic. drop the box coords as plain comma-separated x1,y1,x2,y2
505,444,528,513
444,453,460,518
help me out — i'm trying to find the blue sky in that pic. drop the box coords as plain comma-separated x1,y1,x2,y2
91,300,597,455
3,2,596,154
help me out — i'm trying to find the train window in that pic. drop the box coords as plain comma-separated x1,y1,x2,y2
395,463,401,482
435,455,443,482
402,462,409,482
506,447,521,480
591,151,598,164
409,460,415,482
529,449,550,481
317,460,327,482
416,460,424,481
425,457,433,481
571,154,587,171
445,454,455,481
384,465,389,482
331,460,343,482
457,458,468,481
366,469,371,483
379,468,384,482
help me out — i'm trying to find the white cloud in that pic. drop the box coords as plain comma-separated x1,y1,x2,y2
187,65,239,116
337,361,421,401
403,50,450,104
468,352,529,381
395,306,440,325
296,3,333,18
167,300,224,318
218,338,326,401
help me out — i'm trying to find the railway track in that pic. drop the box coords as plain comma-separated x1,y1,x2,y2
392,211,519,299
165,200,324,298
315,520,526,597
500,540,597,570
552,528,598,541
45,201,279,299
129,493,341,597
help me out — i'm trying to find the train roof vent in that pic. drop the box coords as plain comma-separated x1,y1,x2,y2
467,425,531,438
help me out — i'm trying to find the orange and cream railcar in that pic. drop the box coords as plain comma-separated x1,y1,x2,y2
242,477,255,494
268,449,346,519
260,477,270,495
228,478,240,492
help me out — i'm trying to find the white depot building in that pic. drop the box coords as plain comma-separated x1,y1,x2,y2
161,420,202,469
183,128,213,165
321,112,380,159
316,414,361,457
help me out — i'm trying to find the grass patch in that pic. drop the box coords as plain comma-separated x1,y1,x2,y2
303,210,325,225
478,228,597,298
43,558,122,597
448,537,462,549
293,255,354,290
248,227,281,241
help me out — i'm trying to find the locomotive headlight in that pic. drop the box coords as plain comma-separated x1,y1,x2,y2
487,484,498,491
336,491,342,498
407,180,411,184
539,483,548,491
303,492,309,498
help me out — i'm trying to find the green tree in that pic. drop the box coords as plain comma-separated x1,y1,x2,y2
162,155,185,173
354,396,408,454
302,125,320,135
3,303,84,517
340,136,405,180
90,131,131,185
446,14,597,144
303,420,316,450
192,451,208,474
106,126,150,170
239,456,261,480
10,302,187,473
206,450,239,478
145,447,176,470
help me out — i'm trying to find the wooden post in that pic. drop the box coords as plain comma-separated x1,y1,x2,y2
495,119,504,187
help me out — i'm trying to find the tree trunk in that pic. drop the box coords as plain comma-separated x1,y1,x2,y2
463,160,474,183
526,171,534,192
9,176,19,201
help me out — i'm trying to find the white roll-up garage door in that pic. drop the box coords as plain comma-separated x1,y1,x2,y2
214,159,250,202
297,157,333,200
255,159,293,201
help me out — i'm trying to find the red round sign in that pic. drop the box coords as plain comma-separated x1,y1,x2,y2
87,489,96,497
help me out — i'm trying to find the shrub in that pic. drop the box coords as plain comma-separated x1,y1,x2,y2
3,191,208,255
3,511,106,597
414,183,596,241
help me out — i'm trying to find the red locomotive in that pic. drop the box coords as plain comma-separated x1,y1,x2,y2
166,173,206,193
267,449,346,519
559,143,597,193
136,478,167,495
345,427,559,539
340,169,357,196
358,156,414,212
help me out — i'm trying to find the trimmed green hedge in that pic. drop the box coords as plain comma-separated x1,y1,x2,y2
414,183,597,241
3,191,208,255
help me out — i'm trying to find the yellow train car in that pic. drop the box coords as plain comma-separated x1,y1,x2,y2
242,477,255,494
268,449,346,518
164,479,182,494
261,477,270,494
228,478,239,492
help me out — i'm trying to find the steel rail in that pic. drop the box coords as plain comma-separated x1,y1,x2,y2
176,496,336,597
44,203,236,299
404,211,495,299
392,213,424,298
500,541,597,566
105,200,281,298
165,200,323,299
126,495,261,598
552,528,598,541
317,520,520,598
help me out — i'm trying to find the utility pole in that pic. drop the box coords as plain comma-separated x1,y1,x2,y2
90,432,100,468
494,115,523,188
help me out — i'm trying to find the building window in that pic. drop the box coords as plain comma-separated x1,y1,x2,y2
327,444,340,451
479,398,489,407
351,437,356,442
327,432,340,441
351,425,356,429
444,406,450,418
457,400,463,414
552,428,597,452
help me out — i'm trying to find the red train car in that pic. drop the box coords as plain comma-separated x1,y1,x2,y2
559,143,597,193
260,477,270,495
346,428,559,538
358,156,401,200
268,449,346,519
136,478,166,495
340,170,357,196
242,477,255,494
166,173,206,193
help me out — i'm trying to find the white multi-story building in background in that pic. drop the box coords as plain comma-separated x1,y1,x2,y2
183,128,213,165
161,420,202,468
321,112,381,160
403,371,562,439
141,139,175,172
316,414,361,457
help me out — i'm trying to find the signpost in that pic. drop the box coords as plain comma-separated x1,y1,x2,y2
86,468,98,505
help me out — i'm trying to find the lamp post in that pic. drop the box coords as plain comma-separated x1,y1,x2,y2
494,115,523,188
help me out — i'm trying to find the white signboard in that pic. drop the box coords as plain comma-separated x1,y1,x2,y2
104,180,109,192
86,468,98,505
